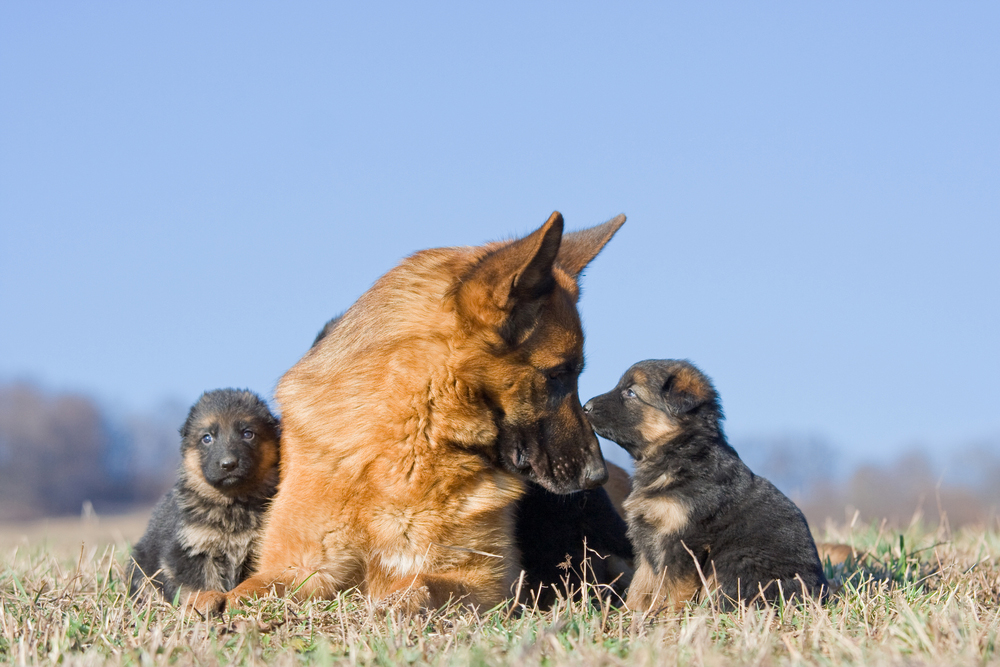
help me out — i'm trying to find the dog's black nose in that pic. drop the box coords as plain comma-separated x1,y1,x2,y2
219,456,238,471
583,399,593,414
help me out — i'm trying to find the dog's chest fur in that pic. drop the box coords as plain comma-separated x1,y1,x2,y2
366,466,525,579
176,482,271,592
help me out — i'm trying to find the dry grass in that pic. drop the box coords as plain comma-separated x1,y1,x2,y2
2,514,999,666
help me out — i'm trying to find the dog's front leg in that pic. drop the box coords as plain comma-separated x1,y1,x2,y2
225,569,297,605
379,572,476,613
181,589,228,617
225,565,355,608
379,559,512,612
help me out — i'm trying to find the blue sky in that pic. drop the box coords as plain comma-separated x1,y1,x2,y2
2,3,997,469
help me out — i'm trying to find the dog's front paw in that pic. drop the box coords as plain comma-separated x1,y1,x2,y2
377,583,432,615
183,590,228,617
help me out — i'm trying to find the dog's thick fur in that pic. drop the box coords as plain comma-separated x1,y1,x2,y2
515,475,634,607
128,389,280,605
584,360,827,612
316,319,634,609
213,212,624,613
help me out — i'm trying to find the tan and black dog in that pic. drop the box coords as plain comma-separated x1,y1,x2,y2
201,212,624,613
313,317,635,609
584,360,827,612
128,389,280,607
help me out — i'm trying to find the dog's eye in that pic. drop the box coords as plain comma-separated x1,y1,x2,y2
242,429,255,441
623,388,636,399
201,434,213,445
544,362,579,384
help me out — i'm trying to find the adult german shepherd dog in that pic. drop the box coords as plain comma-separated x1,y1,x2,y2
209,212,624,613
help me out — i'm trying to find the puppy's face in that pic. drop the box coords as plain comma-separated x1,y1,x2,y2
583,360,718,460
180,390,280,495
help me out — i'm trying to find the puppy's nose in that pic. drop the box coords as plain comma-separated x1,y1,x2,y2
583,399,594,414
219,456,238,471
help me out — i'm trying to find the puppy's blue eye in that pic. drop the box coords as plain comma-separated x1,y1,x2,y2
242,429,255,440
201,434,213,444
624,388,636,399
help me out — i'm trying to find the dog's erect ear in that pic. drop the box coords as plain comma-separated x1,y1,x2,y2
555,214,625,278
458,212,564,340
507,211,564,304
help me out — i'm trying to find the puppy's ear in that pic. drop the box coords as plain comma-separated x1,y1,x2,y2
457,212,563,344
556,214,625,279
660,367,711,415
179,392,208,441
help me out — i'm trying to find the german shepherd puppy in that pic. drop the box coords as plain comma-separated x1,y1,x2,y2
128,389,280,605
584,360,827,611
203,212,623,614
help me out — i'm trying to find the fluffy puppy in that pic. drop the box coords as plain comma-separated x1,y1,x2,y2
584,360,827,611
128,389,280,605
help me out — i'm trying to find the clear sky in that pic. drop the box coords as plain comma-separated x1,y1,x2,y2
2,3,997,469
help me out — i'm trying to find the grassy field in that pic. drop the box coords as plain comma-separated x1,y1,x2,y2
1,513,999,666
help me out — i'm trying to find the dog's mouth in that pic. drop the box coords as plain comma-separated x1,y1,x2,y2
504,439,607,494
503,438,546,488
211,472,251,491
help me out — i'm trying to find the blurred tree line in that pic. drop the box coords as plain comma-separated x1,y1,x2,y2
737,434,1000,528
1,380,998,527
0,382,183,520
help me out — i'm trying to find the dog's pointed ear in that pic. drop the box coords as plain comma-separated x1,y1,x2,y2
506,211,564,304
556,214,625,278
458,212,564,340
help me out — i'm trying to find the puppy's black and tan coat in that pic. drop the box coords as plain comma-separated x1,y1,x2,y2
128,389,280,604
584,360,826,611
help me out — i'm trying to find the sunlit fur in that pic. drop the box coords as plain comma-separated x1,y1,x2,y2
222,212,625,612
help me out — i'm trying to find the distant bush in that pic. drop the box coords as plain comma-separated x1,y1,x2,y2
0,382,180,520
2,382,998,527
737,434,1000,528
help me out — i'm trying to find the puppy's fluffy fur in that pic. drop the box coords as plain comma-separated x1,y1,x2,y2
128,389,280,603
585,360,827,611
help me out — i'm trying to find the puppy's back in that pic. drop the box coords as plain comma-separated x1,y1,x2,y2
705,471,826,602
128,490,183,599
